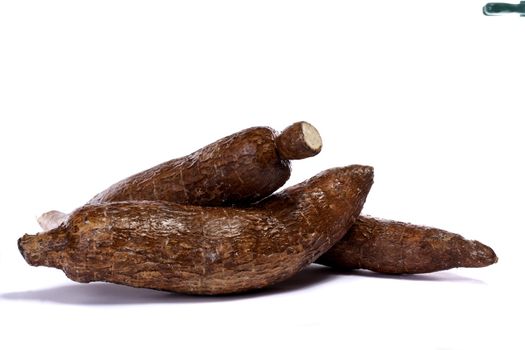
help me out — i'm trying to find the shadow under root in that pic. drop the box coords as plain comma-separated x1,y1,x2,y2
1,265,337,305
1,265,485,305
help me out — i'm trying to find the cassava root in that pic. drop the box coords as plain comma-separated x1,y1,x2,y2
19,165,373,295
38,121,322,231
317,216,498,274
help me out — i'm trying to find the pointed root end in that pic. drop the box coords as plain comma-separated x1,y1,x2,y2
462,240,498,268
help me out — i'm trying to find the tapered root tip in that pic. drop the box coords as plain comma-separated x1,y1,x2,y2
463,240,498,268
276,121,322,160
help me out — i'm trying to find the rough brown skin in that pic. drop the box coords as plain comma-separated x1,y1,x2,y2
316,216,498,274
19,165,373,295
38,121,322,231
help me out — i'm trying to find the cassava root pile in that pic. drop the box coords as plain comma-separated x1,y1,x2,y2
18,122,497,295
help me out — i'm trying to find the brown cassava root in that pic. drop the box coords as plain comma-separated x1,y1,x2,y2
317,216,498,274
38,121,322,231
19,166,373,295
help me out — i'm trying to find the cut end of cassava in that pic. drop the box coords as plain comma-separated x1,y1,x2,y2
302,122,322,151
37,210,68,231
276,121,322,160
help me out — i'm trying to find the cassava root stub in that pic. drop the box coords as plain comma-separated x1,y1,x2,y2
19,165,373,295
316,216,498,274
38,121,322,231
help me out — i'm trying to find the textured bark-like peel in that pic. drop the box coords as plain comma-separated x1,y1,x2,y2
19,165,373,295
38,122,323,231
316,216,498,274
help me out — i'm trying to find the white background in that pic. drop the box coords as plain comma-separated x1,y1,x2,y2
1,1,523,349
